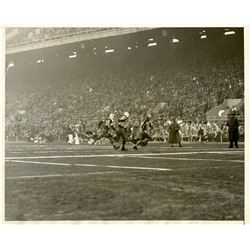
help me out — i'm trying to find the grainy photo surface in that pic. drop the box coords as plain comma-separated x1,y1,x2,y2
5,27,244,221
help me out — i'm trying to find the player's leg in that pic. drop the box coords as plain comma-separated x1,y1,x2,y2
133,131,144,150
143,132,153,143
94,128,108,141
234,136,239,148
139,132,152,147
120,128,128,151
229,139,233,148
132,138,140,150
107,132,120,150
114,127,123,149
68,133,74,144
177,132,182,147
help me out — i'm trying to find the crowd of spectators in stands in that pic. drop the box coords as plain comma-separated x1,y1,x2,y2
5,37,244,143
6,28,120,48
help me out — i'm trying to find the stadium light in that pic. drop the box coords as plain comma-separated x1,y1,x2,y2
172,38,179,43
36,59,45,63
224,31,235,36
148,38,154,42
200,35,207,39
69,54,77,58
8,62,14,68
105,49,114,53
127,46,132,50
147,42,157,47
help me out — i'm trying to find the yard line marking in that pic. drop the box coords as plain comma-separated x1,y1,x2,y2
8,150,77,154
136,156,244,163
5,150,244,160
146,146,193,149
6,160,172,171
34,150,60,153
7,152,26,154
5,160,71,166
75,164,171,171
6,171,116,180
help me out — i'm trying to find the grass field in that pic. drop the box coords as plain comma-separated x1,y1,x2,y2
5,141,244,221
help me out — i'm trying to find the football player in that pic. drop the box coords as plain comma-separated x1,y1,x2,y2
67,123,75,144
115,112,130,151
94,113,119,150
133,114,153,150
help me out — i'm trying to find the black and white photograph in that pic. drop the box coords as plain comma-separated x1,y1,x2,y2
4,27,245,221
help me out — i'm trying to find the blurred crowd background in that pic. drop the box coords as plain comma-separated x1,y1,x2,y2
5,28,244,143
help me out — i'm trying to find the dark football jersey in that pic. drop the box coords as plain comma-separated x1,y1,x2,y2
118,115,128,128
141,119,153,131
67,125,74,134
99,118,115,130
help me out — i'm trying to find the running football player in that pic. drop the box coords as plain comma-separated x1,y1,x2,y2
115,111,130,151
93,113,119,150
133,114,153,150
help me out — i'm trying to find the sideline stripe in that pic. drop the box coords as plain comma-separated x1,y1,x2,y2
5,150,244,160
137,156,244,163
6,159,172,172
6,171,117,180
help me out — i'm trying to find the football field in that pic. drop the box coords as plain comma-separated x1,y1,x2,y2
5,142,244,221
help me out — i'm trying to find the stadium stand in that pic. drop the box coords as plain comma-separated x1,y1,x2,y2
6,28,119,47
5,28,244,142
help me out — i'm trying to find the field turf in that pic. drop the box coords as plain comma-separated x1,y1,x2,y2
5,141,244,221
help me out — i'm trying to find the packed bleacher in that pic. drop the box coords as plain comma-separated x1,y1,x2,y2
5,31,244,143
6,28,120,48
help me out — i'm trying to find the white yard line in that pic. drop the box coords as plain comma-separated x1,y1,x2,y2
75,163,171,171
6,160,71,166
136,156,244,163
6,171,116,180
9,150,77,154
5,150,244,160
6,159,172,172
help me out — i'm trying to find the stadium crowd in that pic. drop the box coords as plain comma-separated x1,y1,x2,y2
5,35,244,143
6,28,120,48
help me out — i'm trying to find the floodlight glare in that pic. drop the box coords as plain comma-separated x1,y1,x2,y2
147,42,157,47
224,31,235,36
